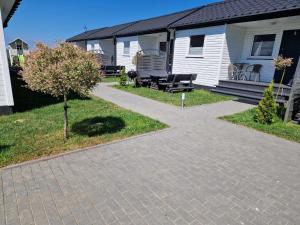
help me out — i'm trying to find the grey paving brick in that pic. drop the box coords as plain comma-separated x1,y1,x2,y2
1,84,300,224
0,175,5,225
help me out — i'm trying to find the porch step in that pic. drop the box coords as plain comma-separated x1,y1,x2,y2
212,80,291,104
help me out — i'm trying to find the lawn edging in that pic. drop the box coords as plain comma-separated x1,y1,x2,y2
1,126,172,171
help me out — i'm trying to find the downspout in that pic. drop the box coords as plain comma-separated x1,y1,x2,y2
166,29,171,73
113,36,117,66
166,28,175,73
84,39,87,51
217,23,227,86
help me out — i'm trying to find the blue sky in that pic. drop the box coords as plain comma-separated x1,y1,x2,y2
5,0,217,47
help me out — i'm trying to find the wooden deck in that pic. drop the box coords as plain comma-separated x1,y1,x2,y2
212,80,291,104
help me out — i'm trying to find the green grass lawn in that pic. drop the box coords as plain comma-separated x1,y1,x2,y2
0,74,166,168
114,85,233,107
223,108,300,143
101,76,120,83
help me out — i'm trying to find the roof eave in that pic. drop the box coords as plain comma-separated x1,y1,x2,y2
115,28,168,38
172,8,300,30
3,0,22,28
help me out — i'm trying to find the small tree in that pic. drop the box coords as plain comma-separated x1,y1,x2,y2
119,68,127,86
254,81,277,124
21,42,101,139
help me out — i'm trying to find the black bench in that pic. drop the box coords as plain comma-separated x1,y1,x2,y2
100,66,125,76
158,74,197,92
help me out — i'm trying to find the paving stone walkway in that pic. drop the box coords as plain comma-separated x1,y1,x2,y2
1,83,300,225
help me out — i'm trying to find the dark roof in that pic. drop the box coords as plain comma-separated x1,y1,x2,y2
87,22,137,40
3,0,22,27
67,22,136,42
170,0,300,29
114,8,197,37
67,0,300,41
66,28,107,42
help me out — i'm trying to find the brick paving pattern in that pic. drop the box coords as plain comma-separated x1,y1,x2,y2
1,83,300,225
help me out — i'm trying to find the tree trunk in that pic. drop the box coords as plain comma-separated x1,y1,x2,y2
63,94,69,140
276,68,286,101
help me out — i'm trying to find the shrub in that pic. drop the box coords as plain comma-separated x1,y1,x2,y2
254,81,277,124
119,68,127,86
12,56,20,67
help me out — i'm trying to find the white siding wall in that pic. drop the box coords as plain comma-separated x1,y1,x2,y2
116,36,139,71
172,25,226,86
0,9,13,107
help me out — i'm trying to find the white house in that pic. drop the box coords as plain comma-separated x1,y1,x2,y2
114,9,195,72
68,0,300,89
0,0,22,115
7,38,29,65
170,1,300,87
68,9,195,71
67,22,135,66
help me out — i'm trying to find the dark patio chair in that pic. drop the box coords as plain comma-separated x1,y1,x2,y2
228,63,248,80
246,64,262,82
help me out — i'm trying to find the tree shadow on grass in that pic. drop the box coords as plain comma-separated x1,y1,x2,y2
71,116,126,137
0,145,13,153
10,69,90,113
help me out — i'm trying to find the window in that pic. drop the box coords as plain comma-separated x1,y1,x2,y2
16,44,22,50
189,35,205,55
159,42,167,52
123,41,130,55
251,34,276,57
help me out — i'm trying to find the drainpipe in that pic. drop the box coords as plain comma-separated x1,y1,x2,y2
113,36,117,66
84,40,87,51
216,24,227,85
166,29,175,73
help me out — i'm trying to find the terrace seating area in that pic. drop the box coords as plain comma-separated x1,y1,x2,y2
212,63,292,104
135,49,197,92
150,74,197,92
228,63,262,82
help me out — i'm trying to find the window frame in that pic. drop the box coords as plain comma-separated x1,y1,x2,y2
188,35,205,57
123,41,130,55
249,34,276,58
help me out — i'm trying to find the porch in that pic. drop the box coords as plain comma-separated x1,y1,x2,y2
212,15,300,104
212,80,291,104
87,39,115,66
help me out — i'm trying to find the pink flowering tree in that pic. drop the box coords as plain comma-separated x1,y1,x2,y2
21,42,101,139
